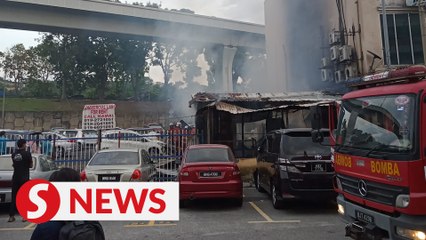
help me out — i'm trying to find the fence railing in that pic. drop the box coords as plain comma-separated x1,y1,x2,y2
0,130,199,181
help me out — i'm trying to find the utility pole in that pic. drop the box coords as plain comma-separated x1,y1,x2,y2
381,0,391,68
1,72,5,129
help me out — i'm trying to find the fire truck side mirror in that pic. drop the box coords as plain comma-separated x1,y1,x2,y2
310,106,322,131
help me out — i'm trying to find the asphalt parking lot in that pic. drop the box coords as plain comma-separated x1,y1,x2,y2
0,187,347,240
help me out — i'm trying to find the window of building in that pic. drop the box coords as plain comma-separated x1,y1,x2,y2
381,13,424,65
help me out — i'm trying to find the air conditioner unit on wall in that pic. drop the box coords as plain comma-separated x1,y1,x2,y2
330,46,340,61
321,57,329,68
335,70,344,83
321,69,332,81
345,65,357,80
406,0,419,6
329,32,340,45
339,45,352,62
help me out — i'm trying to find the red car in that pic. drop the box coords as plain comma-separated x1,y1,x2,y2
178,144,243,207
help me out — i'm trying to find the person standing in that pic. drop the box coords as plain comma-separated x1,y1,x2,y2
0,131,8,155
8,139,33,222
30,168,105,240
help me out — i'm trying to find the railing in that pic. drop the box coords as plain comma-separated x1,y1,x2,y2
0,129,199,182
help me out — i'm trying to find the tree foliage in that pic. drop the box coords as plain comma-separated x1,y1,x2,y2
0,2,265,102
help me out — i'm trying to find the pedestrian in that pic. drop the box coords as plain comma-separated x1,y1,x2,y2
41,135,53,157
0,131,8,155
8,139,33,222
30,168,79,240
30,168,105,240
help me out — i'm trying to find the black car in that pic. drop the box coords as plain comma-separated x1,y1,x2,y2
254,128,335,209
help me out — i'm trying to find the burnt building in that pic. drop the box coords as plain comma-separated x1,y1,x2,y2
189,92,340,159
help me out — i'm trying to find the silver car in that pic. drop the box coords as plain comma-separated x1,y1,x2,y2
81,149,156,182
0,154,58,204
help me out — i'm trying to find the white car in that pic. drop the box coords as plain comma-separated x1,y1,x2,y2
59,129,98,148
81,148,156,182
100,130,165,156
0,154,58,204
41,132,78,157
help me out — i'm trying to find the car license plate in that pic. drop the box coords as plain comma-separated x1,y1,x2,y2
98,174,120,182
200,171,221,177
356,210,374,224
311,163,325,172
0,193,5,203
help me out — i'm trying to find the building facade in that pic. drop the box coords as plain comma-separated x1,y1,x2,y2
265,0,425,92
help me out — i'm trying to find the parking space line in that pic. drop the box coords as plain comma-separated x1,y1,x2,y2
24,223,36,229
249,201,273,222
248,220,301,224
248,201,301,224
124,221,177,228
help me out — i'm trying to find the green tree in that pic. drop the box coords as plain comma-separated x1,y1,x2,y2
115,38,152,101
76,36,120,100
2,44,32,95
151,42,184,94
178,46,202,87
38,34,83,100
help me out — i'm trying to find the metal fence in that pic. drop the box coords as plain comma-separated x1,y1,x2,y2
0,129,199,182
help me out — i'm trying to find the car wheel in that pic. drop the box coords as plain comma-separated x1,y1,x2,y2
271,183,284,209
234,197,243,207
179,199,187,208
255,171,266,193
149,148,160,156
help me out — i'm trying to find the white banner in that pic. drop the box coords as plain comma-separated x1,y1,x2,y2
82,104,116,130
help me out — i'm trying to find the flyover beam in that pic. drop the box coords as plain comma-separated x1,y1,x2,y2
0,0,265,49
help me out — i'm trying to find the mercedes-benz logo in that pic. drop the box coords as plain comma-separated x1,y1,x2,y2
358,180,368,197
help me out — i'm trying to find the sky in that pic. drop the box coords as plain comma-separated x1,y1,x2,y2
0,0,265,83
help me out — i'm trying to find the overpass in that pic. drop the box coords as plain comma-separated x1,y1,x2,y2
0,0,266,92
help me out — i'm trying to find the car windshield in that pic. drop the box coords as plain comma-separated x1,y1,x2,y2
89,151,139,165
63,131,78,137
186,148,231,163
83,130,97,136
282,133,331,155
336,95,415,154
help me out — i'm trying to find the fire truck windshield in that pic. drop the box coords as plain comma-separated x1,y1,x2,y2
335,94,415,159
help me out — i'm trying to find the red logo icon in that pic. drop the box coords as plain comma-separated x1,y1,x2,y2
16,179,60,224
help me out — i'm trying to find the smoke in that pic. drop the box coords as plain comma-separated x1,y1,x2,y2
266,0,336,92
135,0,265,24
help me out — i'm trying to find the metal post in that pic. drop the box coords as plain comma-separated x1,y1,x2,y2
1,86,5,129
1,72,5,129
382,0,391,67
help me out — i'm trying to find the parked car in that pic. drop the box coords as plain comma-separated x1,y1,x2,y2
59,129,98,148
127,128,161,140
0,154,58,204
254,128,334,209
100,130,165,156
80,148,156,182
41,132,78,157
178,144,243,207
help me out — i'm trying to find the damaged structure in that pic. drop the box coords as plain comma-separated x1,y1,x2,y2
189,92,341,159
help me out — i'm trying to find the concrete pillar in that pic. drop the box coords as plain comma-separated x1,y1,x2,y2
222,46,237,92
214,45,237,92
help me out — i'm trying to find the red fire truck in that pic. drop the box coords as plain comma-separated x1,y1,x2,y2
313,65,426,240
